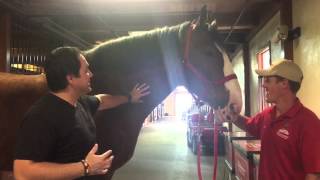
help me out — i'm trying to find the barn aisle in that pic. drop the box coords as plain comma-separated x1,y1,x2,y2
113,118,225,180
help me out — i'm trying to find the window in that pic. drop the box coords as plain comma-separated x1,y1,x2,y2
257,47,271,111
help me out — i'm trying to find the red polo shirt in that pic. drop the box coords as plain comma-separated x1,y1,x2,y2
244,99,320,180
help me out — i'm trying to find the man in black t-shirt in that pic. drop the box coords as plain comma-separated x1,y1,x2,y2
14,47,150,180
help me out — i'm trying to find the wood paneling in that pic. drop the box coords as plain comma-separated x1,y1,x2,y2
0,13,11,72
280,0,293,60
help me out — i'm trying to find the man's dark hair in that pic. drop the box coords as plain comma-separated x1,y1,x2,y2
44,47,82,92
275,76,301,94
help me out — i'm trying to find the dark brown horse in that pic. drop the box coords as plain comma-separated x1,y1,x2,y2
0,7,242,180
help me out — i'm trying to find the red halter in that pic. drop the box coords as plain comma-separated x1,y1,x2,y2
183,23,236,180
183,23,237,89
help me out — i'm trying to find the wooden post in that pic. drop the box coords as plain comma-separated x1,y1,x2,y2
280,0,293,60
243,42,251,116
0,13,11,72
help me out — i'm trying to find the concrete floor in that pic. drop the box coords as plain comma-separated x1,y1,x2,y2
113,118,226,180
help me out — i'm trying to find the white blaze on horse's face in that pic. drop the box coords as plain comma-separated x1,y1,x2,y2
215,44,242,115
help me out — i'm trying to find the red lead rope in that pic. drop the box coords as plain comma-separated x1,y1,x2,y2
195,107,219,180
212,109,219,180
183,23,236,180
197,136,203,180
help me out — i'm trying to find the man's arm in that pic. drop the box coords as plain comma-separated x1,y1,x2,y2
14,144,113,180
232,115,250,131
305,173,320,180
95,83,150,111
215,109,249,131
14,160,84,180
95,94,129,110
215,107,264,138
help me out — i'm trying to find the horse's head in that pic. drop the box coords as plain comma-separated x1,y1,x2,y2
182,6,242,114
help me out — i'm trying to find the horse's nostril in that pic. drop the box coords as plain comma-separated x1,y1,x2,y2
226,115,231,120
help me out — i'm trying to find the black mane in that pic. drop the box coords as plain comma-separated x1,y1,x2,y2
85,22,189,80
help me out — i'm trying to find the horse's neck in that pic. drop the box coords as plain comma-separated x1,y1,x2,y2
89,22,189,111
158,27,187,90
126,25,188,110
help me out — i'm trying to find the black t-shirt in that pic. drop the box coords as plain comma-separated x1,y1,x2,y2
15,93,100,165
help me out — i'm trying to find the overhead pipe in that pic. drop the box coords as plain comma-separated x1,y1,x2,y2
223,0,250,43
1,0,92,49
0,0,26,15
36,18,92,49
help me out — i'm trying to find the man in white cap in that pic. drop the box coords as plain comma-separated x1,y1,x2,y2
217,59,320,180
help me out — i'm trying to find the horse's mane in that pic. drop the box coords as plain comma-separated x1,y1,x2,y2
84,22,190,75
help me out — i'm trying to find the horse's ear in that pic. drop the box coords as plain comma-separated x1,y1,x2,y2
199,5,208,27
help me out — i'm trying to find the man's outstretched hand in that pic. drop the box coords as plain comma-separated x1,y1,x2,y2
130,83,151,103
214,104,240,124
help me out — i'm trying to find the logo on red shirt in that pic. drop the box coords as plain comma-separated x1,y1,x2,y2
276,128,290,140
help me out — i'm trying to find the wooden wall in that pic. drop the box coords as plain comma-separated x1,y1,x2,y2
0,13,11,72
0,13,62,75
293,0,320,117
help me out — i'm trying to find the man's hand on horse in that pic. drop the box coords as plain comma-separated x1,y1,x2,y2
130,83,151,103
85,144,114,175
214,104,239,124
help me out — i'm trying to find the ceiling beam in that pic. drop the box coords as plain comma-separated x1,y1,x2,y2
31,17,92,48
22,0,275,15
15,0,262,16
